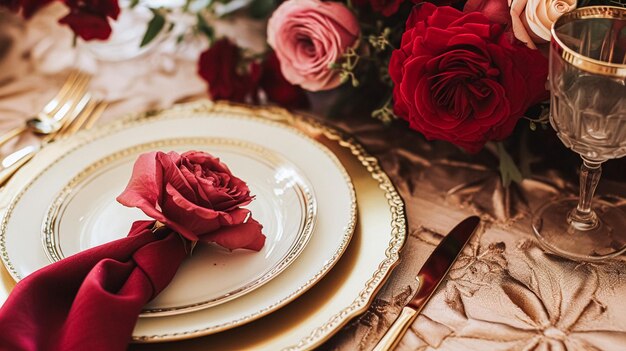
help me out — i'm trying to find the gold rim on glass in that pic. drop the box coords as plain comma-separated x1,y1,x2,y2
551,5,626,77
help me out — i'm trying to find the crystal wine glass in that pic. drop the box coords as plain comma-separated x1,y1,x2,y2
532,6,626,261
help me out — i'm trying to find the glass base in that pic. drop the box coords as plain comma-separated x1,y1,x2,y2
532,197,626,261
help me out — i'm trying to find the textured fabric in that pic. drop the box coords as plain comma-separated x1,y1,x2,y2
0,221,186,351
320,110,626,351
1,7,626,351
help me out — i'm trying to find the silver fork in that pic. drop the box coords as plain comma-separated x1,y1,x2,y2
0,71,91,146
0,99,108,185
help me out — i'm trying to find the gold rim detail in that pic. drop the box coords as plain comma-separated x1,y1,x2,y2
0,100,406,350
551,6,626,77
42,137,317,317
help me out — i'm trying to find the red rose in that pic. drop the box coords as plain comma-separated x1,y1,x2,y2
352,0,404,17
389,3,548,153
260,52,309,109
117,151,266,251
58,0,120,40
198,38,261,103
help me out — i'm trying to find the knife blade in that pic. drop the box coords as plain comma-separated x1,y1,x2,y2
373,216,481,351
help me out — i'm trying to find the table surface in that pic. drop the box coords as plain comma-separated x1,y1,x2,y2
1,6,626,351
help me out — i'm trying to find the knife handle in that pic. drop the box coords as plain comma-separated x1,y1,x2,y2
0,147,36,186
372,306,418,351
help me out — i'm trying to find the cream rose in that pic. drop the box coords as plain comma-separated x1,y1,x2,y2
510,0,576,48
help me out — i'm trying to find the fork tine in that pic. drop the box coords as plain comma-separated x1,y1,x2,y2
50,93,92,142
48,73,91,123
0,100,107,187
49,98,106,142
49,77,91,125
82,101,107,130
61,98,98,136
40,71,88,118
39,70,79,116
0,71,90,147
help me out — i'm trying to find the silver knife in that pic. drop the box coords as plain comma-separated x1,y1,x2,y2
373,216,481,351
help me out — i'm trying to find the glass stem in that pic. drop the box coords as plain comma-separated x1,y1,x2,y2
568,158,602,230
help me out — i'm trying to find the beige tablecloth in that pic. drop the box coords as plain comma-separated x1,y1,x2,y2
1,7,625,351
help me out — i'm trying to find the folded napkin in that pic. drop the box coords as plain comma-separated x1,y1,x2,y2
0,221,185,351
0,150,265,351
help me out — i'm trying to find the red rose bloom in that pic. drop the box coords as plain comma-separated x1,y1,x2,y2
198,38,261,103
117,150,266,251
389,3,548,153
353,0,404,17
260,52,309,109
58,0,120,40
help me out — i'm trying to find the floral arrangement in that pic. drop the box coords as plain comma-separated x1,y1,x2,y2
0,0,623,182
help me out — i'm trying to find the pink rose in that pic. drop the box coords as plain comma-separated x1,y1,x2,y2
267,0,360,92
117,151,266,251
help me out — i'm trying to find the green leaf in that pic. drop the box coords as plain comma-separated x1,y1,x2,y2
248,0,277,19
140,9,166,47
496,142,523,187
196,12,214,40
129,0,140,8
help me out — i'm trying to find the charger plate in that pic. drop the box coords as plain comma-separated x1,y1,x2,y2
0,101,406,350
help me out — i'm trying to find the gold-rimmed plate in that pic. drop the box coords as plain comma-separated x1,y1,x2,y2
0,101,406,350
43,138,317,317
0,103,357,325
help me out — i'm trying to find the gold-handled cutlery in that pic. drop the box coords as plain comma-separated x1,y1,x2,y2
0,70,91,147
0,98,107,186
53,99,107,140
373,216,481,351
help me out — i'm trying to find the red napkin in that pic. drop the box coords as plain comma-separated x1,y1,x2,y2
0,221,186,351
0,150,266,350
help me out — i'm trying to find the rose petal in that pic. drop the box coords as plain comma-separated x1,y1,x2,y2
117,152,167,223
58,13,113,41
157,152,197,204
161,183,221,233
199,217,266,251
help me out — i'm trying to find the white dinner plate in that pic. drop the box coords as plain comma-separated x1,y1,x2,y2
42,138,317,316
0,107,356,330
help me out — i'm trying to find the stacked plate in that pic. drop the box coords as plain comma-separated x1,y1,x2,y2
0,101,406,350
